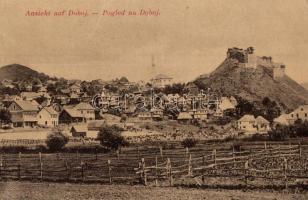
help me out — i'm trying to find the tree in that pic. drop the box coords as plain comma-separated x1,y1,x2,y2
119,76,129,83
46,130,69,152
97,124,128,150
235,96,255,117
0,109,11,124
181,138,198,148
163,83,185,95
34,96,48,105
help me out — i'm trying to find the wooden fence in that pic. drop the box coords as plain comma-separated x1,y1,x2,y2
0,142,307,189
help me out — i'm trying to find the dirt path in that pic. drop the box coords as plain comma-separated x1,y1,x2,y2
0,181,307,200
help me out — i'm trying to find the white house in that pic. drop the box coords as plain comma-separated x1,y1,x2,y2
237,115,256,132
237,115,270,134
38,107,59,127
151,74,173,88
287,105,308,124
74,102,95,121
8,100,39,127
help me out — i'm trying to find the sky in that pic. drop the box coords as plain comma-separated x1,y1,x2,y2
0,0,308,83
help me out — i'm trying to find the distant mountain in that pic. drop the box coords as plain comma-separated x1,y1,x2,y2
194,47,308,110
0,64,50,81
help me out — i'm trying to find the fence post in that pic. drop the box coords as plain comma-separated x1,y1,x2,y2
264,141,267,151
108,159,112,184
116,150,120,160
289,142,291,157
81,161,85,182
141,158,147,186
202,155,205,184
159,146,163,158
232,146,235,168
95,148,98,161
213,149,217,167
18,152,21,180
0,154,2,179
284,157,288,189
188,154,192,176
167,158,173,186
76,150,79,161
155,155,158,187
65,161,70,181
299,142,302,158
185,147,189,158
244,160,249,188
39,152,43,181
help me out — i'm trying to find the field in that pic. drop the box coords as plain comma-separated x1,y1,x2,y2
0,181,307,200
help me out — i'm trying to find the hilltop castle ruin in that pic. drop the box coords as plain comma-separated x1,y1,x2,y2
227,47,285,79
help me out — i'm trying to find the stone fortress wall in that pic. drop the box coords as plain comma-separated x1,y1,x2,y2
227,47,285,79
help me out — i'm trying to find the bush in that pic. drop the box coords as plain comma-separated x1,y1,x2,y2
97,124,128,150
120,114,127,123
46,130,69,152
232,141,243,151
181,138,197,148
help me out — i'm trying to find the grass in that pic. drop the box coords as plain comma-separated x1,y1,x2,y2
0,181,307,200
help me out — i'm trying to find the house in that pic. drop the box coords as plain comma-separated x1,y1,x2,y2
70,83,81,94
70,125,87,137
151,109,163,121
37,86,47,93
218,97,236,116
2,80,15,89
229,96,238,107
219,97,235,111
287,105,308,124
237,115,270,133
74,102,95,121
20,92,41,101
8,100,39,127
255,116,270,132
25,84,33,92
177,112,193,124
38,107,59,127
138,112,152,121
151,74,173,88
237,115,256,133
192,110,207,120
59,107,84,124
273,114,291,126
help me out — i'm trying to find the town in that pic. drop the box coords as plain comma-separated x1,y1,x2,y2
0,47,307,143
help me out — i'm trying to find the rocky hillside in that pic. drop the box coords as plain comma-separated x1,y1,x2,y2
301,83,308,91
0,64,50,81
195,57,308,110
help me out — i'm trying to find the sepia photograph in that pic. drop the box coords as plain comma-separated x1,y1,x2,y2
0,0,308,199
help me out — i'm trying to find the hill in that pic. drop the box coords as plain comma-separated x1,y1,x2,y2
0,64,50,82
301,83,308,91
194,47,308,110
